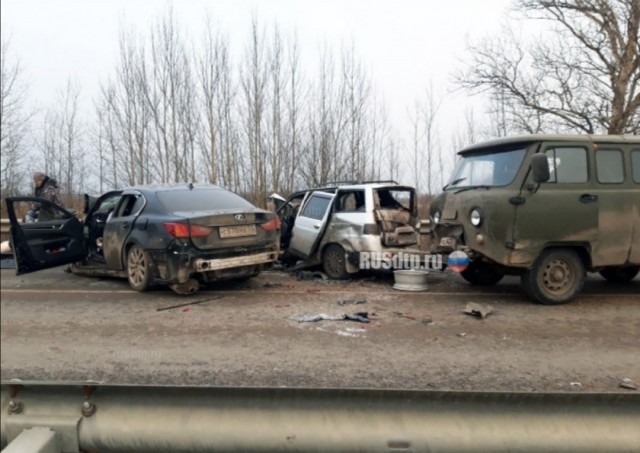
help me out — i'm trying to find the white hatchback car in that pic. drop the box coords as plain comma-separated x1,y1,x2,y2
277,181,423,278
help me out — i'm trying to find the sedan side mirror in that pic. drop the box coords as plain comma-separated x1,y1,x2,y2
531,154,550,183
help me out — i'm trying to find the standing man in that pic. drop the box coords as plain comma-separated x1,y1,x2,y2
32,172,62,221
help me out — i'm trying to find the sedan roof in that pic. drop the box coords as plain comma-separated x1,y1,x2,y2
127,183,224,193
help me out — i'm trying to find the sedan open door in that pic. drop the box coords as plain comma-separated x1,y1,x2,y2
288,191,335,259
5,197,85,275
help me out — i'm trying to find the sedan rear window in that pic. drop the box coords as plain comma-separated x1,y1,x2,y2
158,188,253,212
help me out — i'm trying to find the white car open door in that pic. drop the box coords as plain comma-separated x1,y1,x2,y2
288,191,335,259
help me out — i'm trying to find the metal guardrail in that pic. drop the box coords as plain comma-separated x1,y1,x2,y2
1,382,639,452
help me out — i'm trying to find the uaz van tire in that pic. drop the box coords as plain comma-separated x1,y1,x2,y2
522,249,585,305
461,262,504,286
599,266,639,283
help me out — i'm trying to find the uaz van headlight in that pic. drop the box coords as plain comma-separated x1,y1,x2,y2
433,210,441,224
470,208,482,227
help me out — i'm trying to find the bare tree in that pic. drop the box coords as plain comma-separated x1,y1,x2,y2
386,139,401,183
142,5,197,183
196,17,240,190
408,102,424,194
341,42,371,181
98,25,151,186
421,84,442,194
458,0,640,134
369,94,392,181
40,79,84,204
282,31,304,193
196,16,224,184
1,36,31,197
303,44,339,186
240,16,269,202
216,47,241,192
267,25,284,194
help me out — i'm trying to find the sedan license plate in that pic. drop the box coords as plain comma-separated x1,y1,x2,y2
219,224,257,239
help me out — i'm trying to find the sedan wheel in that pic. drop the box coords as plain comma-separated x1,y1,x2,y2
127,245,153,291
522,249,585,305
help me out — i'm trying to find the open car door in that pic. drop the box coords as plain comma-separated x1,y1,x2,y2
289,191,335,259
5,197,85,275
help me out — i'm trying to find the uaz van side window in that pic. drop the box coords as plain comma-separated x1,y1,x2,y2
632,150,640,184
596,149,625,184
544,147,588,183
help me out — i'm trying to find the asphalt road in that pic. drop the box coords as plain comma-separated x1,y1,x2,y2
1,266,639,392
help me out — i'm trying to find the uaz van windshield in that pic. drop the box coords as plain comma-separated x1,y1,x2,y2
446,147,527,190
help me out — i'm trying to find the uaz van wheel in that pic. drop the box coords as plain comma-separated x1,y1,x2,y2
322,244,349,280
599,266,639,283
127,245,153,291
522,249,585,305
460,262,504,286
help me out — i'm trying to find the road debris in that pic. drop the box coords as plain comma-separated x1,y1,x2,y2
570,382,582,387
463,302,494,319
292,314,343,322
421,317,433,326
619,378,637,390
296,271,328,281
156,296,221,312
291,312,370,323
344,312,370,323
337,297,367,306
263,282,284,288
393,311,417,321
457,332,467,337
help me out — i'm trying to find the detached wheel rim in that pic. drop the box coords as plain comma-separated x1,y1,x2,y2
541,258,574,295
128,247,147,287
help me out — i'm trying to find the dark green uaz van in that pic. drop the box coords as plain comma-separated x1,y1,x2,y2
430,134,640,304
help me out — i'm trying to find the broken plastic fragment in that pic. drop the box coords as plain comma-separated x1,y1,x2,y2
620,378,638,390
291,312,370,323
337,297,367,306
344,312,370,323
463,302,494,319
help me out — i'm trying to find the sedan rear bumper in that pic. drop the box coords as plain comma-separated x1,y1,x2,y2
193,251,278,272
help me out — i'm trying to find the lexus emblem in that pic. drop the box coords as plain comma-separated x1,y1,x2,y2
234,214,246,222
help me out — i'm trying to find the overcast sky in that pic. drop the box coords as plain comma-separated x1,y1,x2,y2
2,0,514,151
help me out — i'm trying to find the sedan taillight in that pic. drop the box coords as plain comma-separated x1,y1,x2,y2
260,216,281,232
164,223,213,238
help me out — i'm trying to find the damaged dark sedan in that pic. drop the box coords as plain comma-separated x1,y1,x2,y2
5,184,280,294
